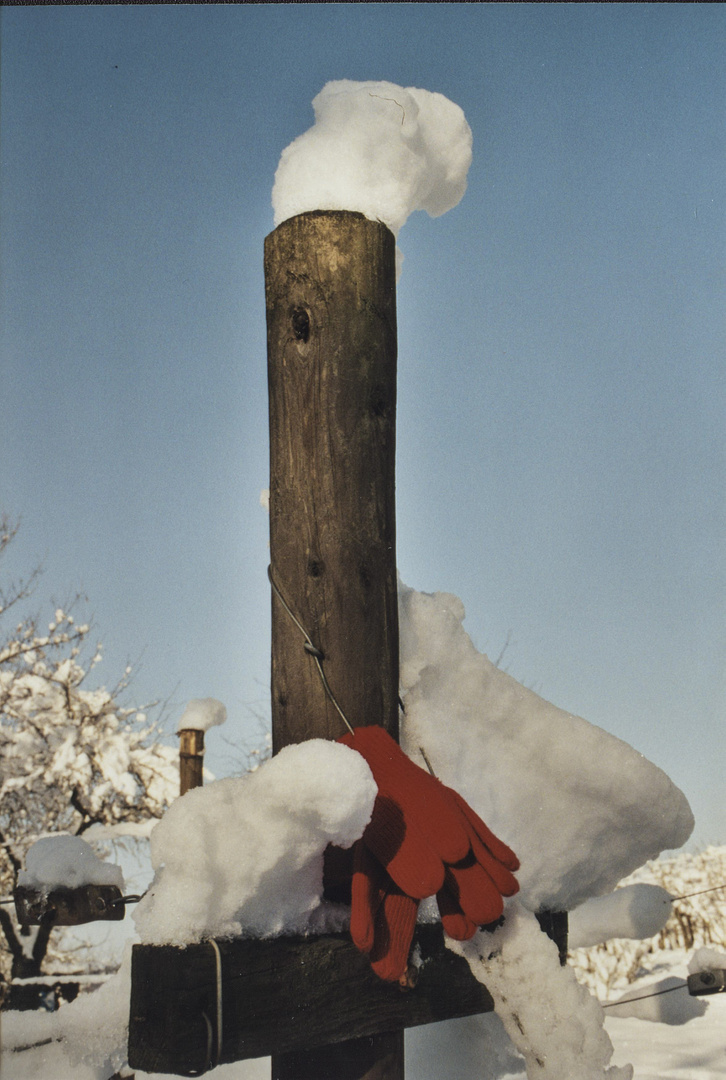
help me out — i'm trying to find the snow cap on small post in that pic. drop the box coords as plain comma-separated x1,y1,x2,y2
177,698,226,796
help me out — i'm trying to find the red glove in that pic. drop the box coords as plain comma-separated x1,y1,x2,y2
339,725,520,980
349,840,419,982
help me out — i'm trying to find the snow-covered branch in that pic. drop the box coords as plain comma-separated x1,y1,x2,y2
0,521,178,979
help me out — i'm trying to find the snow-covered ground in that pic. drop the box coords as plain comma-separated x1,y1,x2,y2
603,949,726,1080
408,973,726,1080
606,997,726,1080
4,945,725,1080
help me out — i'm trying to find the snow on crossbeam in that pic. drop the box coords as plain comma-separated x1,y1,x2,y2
15,834,125,926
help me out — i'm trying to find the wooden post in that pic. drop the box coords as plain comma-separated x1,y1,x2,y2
179,729,205,796
265,210,399,752
265,210,401,1077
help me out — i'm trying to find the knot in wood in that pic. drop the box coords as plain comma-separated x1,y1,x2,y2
291,307,311,343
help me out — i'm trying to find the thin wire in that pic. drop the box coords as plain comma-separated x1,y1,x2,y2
200,1011,213,1076
671,883,726,902
109,892,146,907
209,939,223,1070
601,982,687,1007
9,1037,57,1054
267,565,354,735
419,747,436,777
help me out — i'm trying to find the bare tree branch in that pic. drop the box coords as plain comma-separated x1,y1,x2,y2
0,904,22,964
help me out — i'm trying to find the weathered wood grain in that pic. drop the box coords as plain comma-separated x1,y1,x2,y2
128,925,494,1075
265,210,400,1078
265,211,399,752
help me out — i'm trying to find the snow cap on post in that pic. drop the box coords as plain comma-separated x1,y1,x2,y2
177,699,226,796
176,697,227,734
272,80,472,271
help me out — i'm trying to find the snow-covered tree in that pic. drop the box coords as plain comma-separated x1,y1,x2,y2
0,516,178,979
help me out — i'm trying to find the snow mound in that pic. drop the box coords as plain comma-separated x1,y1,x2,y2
689,945,726,976
19,834,123,892
133,739,376,945
272,80,472,238
398,583,694,912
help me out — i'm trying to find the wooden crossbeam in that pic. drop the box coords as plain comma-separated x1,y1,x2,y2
128,925,494,1075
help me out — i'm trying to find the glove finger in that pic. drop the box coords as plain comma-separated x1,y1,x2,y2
350,841,386,954
467,828,520,897
369,889,419,983
436,885,478,941
444,856,505,928
340,727,470,865
363,794,445,899
447,788,520,871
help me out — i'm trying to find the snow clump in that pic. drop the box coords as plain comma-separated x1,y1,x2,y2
689,945,726,977
397,582,694,912
19,834,123,892
176,696,227,733
449,901,633,1080
134,739,376,945
272,80,472,239
569,884,673,949
0,945,133,1077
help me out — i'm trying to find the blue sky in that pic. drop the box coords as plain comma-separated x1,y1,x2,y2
1,4,724,846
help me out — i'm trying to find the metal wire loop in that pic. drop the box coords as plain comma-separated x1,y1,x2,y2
267,565,354,735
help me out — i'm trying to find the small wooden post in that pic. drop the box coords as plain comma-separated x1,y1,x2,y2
179,729,205,796
265,210,401,1078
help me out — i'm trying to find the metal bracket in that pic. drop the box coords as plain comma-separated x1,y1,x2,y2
687,969,726,996
14,884,126,926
